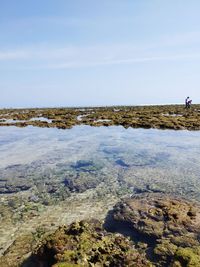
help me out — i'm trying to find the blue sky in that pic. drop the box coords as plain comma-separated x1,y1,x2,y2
1,0,200,108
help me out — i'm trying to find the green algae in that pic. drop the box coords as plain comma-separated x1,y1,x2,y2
53,263,81,267
108,194,200,266
1,104,200,130
32,220,152,267
174,247,200,267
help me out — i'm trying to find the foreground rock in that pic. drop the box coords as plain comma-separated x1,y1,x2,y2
1,193,200,266
27,220,152,267
106,193,200,266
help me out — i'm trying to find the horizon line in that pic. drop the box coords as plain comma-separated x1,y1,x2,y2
0,102,194,110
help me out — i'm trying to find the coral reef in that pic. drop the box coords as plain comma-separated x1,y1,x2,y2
106,193,200,266
1,194,200,266
1,104,200,130
29,220,152,267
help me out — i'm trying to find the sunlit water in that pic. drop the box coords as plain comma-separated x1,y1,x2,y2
0,125,200,201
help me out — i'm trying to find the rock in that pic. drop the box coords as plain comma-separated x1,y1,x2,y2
31,220,152,267
2,105,200,130
64,174,102,192
154,239,177,264
105,193,200,266
173,247,200,267
29,195,40,203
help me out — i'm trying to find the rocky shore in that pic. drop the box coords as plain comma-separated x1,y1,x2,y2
106,193,200,266
1,193,200,266
1,110,200,266
1,104,200,130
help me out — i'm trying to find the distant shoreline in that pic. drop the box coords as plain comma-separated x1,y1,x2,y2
0,103,193,110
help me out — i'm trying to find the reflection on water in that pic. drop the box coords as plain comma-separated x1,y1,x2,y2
0,125,200,200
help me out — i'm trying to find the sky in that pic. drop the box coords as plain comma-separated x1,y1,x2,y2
1,0,200,108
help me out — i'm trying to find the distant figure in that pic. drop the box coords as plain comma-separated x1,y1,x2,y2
185,96,190,108
188,99,192,108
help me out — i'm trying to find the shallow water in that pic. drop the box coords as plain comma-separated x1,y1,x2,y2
29,117,52,122
0,117,52,124
0,125,200,201
1,125,200,257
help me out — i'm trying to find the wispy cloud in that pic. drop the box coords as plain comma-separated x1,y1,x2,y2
43,53,200,69
0,50,29,60
1,32,200,70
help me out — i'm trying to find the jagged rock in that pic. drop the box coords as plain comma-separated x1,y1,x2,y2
106,193,200,266
30,220,152,267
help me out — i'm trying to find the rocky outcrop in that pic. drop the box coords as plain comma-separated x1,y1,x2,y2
26,194,200,267
29,220,152,267
106,193,200,266
1,194,200,266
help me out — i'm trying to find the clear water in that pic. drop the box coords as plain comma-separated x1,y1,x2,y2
0,117,52,124
29,117,52,122
0,125,200,201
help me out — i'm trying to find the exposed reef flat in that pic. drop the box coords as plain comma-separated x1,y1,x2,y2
1,104,200,130
0,189,119,267
106,193,200,266
29,220,152,267
1,193,200,266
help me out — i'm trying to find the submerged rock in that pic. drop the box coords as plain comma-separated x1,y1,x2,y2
63,161,105,192
0,178,32,194
71,160,103,173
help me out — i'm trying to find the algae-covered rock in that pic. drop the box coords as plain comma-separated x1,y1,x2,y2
64,173,104,192
106,193,200,266
71,160,103,173
0,233,35,267
154,239,177,264
2,105,200,130
31,220,152,267
1,193,200,267
111,194,200,243
172,247,200,267
64,161,105,192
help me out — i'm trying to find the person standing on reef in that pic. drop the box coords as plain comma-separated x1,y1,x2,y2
188,99,192,108
185,96,190,108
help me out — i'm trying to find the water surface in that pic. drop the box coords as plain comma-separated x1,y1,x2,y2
0,125,200,200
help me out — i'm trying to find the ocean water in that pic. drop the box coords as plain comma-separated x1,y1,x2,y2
0,125,200,201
